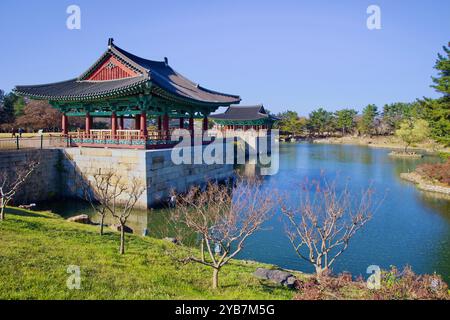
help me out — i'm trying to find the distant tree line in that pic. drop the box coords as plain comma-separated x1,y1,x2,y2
0,91,91,133
0,92,61,133
274,42,450,146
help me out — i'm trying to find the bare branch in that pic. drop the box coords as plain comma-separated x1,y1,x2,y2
170,176,274,289
0,154,40,220
280,176,378,276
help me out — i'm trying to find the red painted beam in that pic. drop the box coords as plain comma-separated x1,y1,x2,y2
62,114,68,135
140,112,147,137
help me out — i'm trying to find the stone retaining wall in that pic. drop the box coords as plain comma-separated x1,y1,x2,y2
61,147,148,208
146,147,233,204
0,149,61,204
0,147,234,208
61,147,234,208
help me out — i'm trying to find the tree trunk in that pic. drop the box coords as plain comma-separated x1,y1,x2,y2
100,214,105,236
200,238,205,262
315,266,328,278
119,225,125,255
212,268,219,289
0,197,5,221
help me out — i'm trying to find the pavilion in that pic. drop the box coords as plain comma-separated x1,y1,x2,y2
14,38,241,149
210,105,279,131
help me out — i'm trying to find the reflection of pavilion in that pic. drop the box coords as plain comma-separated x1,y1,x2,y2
210,105,278,132
15,39,240,149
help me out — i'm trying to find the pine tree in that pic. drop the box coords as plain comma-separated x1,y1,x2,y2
425,43,450,146
307,108,335,137
431,44,450,96
0,91,16,125
335,109,358,135
358,104,378,136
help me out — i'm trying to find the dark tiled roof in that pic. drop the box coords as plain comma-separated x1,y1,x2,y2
15,39,240,105
210,105,279,121
15,76,148,102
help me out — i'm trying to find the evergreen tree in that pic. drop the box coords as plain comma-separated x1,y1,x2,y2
0,91,16,125
358,104,378,136
0,89,4,112
275,110,306,135
335,108,358,135
307,108,335,136
431,44,450,96
418,97,450,146
382,102,422,134
424,43,450,145
13,96,26,117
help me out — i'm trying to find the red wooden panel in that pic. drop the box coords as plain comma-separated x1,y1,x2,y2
87,56,138,81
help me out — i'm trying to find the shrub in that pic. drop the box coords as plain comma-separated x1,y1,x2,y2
373,266,449,300
416,159,450,186
293,266,449,300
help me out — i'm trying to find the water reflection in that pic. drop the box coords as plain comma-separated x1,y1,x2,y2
36,143,450,282
36,200,172,238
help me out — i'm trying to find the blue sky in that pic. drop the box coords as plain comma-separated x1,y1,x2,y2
0,0,449,115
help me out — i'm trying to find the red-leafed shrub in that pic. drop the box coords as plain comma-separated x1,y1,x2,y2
416,159,450,186
293,266,449,300
372,266,449,300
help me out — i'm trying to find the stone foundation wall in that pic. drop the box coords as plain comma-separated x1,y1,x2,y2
146,147,233,204
61,148,148,208
62,147,234,208
0,147,234,208
0,149,61,204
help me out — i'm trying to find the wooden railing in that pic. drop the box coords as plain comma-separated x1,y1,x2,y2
69,129,177,149
116,130,140,140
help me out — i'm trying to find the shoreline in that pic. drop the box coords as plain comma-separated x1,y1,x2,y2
2,207,449,299
311,136,450,155
400,172,450,198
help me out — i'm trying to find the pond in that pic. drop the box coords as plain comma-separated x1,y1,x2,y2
36,143,450,282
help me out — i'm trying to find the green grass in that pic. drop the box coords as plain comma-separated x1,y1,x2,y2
0,207,294,300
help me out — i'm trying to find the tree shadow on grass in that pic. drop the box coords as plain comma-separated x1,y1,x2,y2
219,278,292,296
5,207,57,219
258,280,294,295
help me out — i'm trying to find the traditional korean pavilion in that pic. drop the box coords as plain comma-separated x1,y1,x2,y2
210,105,279,131
14,38,241,149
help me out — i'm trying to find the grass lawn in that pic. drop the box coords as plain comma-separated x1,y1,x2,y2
0,207,295,300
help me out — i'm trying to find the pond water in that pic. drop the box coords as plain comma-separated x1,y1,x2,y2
36,143,450,282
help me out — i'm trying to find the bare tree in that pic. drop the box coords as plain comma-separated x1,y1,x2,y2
0,156,39,220
109,176,145,255
78,169,116,236
78,168,145,253
171,179,274,289
280,178,377,277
